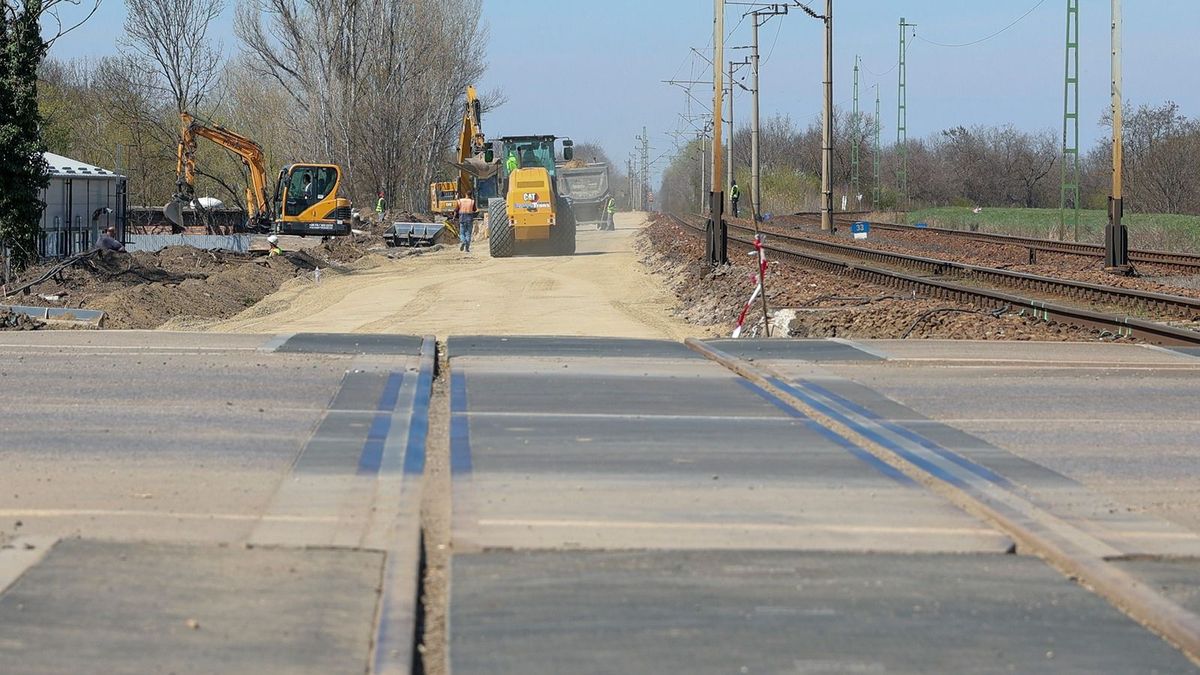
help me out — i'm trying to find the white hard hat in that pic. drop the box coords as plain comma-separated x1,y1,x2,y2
267,235,279,244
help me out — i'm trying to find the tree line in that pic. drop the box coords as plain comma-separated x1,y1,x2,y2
32,0,491,231
659,101,1200,219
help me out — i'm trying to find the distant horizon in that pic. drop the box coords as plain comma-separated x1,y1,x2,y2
45,0,1200,187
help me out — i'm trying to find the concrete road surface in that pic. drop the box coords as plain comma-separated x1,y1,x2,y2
3,332,1200,673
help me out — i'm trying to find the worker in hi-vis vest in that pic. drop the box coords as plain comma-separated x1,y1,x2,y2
730,180,741,218
375,191,386,220
604,195,616,231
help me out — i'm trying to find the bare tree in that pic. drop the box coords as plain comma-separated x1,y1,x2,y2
120,0,224,115
236,0,489,207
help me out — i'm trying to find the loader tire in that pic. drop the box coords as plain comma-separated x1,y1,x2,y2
551,197,577,256
488,199,514,258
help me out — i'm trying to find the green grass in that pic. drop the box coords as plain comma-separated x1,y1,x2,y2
897,207,1200,253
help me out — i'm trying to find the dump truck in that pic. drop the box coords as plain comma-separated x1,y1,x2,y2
167,112,352,236
485,135,577,257
557,161,611,230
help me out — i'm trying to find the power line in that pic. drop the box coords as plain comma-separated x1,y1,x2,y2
913,0,1049,48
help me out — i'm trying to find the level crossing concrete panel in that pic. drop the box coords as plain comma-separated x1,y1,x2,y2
274,332,424,355
736,340,1200,557
447,337,1010,553
451,550,1195,675
705,337,882,362
447,335,697,359
0,540,383,674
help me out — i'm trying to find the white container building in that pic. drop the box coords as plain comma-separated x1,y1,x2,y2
38,152,128,258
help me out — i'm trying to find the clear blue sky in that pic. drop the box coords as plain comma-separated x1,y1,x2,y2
49,0,1200,187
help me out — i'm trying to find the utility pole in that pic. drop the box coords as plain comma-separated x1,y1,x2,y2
851,55,861,209
728,60,735,197
637,126,651,210
796,1,833,230
750,15,762,223
1105,0,1129,270
745,4,791,224
821,0,833,231
726,57,750,212
873,85,882,208
1060,0,1081,242
707,0,727,265
898,18,916,211
627,157,634,210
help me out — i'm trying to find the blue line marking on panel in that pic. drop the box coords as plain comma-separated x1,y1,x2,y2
403,340,436,475
798,379,1011,487
770,378,969,488
357,372,404,475
735,379,914,485
449,371,473,475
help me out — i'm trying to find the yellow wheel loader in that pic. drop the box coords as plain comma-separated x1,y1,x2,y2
485,135,577,258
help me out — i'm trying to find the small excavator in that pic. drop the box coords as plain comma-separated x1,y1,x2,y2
167,112,352,236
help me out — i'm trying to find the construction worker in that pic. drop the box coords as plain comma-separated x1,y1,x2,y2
266,234,283,257
455,190,477,253
95,226,126,253
604,195,616,231
302,173,315,205
505,150,518,175
375,191,386,219
520,145,539,168
730,179,741,218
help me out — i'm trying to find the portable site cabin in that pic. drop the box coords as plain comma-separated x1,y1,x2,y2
38,152,128,259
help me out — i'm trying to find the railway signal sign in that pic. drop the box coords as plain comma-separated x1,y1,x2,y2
851,221,870,240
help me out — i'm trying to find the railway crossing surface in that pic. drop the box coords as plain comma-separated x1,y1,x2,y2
1,332,1199,672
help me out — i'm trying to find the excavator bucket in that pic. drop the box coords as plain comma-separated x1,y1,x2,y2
449,153,501,180
163,200,184,227
164,196,223,228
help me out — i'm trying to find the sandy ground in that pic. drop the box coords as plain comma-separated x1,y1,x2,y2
196,212,698,340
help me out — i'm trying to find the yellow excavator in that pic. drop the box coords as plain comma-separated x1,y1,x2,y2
168,112,352,236
430,86,500,239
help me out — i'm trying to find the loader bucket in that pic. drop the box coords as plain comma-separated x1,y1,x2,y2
387,222,446,247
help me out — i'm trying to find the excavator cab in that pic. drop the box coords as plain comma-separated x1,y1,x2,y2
274,164,352,236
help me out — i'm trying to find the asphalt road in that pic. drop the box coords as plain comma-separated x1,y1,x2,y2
2,332,1199,673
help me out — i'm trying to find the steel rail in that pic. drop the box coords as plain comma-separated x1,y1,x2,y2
686,338,1200,667
722,220,1200,320
784,211,1200,270
665,213,1200,346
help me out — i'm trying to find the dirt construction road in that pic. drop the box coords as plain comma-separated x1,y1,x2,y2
199,212,698,339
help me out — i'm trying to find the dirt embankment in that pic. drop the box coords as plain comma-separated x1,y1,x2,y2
640,214,1136,342
3,233,393,329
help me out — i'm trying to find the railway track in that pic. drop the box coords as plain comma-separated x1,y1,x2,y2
790,211,1200,271
666,213,1200,346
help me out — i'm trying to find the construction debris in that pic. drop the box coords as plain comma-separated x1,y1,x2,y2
0,309,44,331
5,238,383,330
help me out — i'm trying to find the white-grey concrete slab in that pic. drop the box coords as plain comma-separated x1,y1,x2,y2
0,540,383,674
451,550,1196,675
448,338,1010,553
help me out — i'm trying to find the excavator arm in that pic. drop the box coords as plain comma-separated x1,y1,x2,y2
171,112,273,227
